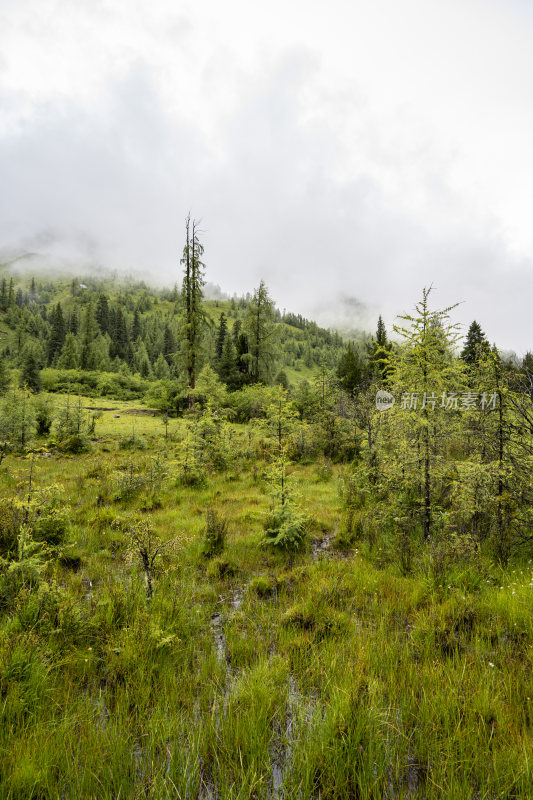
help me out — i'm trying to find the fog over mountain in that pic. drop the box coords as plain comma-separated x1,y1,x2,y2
1,0,532,352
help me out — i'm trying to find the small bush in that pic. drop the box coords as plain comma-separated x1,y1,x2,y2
58,434,90,454
202,509,228,558
0,504,21,558
118,433,148,451
34,396,54,436
113,468,147,502
316,460,333,482
248,575,275,598
281,601,348,639
33,502,70,548
206,556,237,580
263,505,307,552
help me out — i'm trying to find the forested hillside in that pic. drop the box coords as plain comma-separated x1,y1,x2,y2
0,267,348,404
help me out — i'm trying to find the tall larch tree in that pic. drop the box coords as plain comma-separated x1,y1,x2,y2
244,280,277,384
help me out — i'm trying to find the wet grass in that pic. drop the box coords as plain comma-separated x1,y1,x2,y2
0,397,532,798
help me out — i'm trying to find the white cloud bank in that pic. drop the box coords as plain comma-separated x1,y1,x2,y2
0,0,532,351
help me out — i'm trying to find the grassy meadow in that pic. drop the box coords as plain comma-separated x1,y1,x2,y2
0,395,532,800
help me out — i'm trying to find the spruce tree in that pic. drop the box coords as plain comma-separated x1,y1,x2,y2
68,310,79,335
215,312,227,361
58,333,79,369
47,303,66,365
218,334,239,389
7,278,14,308
0,357,9,394
336,342,365,395
367,315,392,380
461,320,490,366
95,294,110,334
153,352,171,379
131,308,142,341
163,324,176,365
0,278,6,311
21,351,41,393
180,214,206,409
79,305,99,370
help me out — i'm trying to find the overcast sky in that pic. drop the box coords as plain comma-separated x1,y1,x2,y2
1,0,532,351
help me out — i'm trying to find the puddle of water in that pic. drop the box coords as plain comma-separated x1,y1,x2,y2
198,754,219,800
311,533,332,558
230,587,244,611
210,611,227,666
270,674,301,798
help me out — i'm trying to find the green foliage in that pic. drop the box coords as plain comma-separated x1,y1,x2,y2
0,357,10,395
175,422,207,487
336,342,365,395
20,351,42,393
244,280,278,383
263,504,306,551
201,509,228,558
118,432,148,451
31,488,71,547
461,320,490,366
0,389,36,450
113,456,167,502
33,395,54,436
0,278,532,799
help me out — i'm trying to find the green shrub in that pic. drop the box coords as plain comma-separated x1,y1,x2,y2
0,503,21,558
206,556,237,580
58,433,91,454
248,575,275,598
32,489,70,547
202,509,228,558
118,433,148,451
113,467,147,502
263,505,307,552
33,396,54,436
